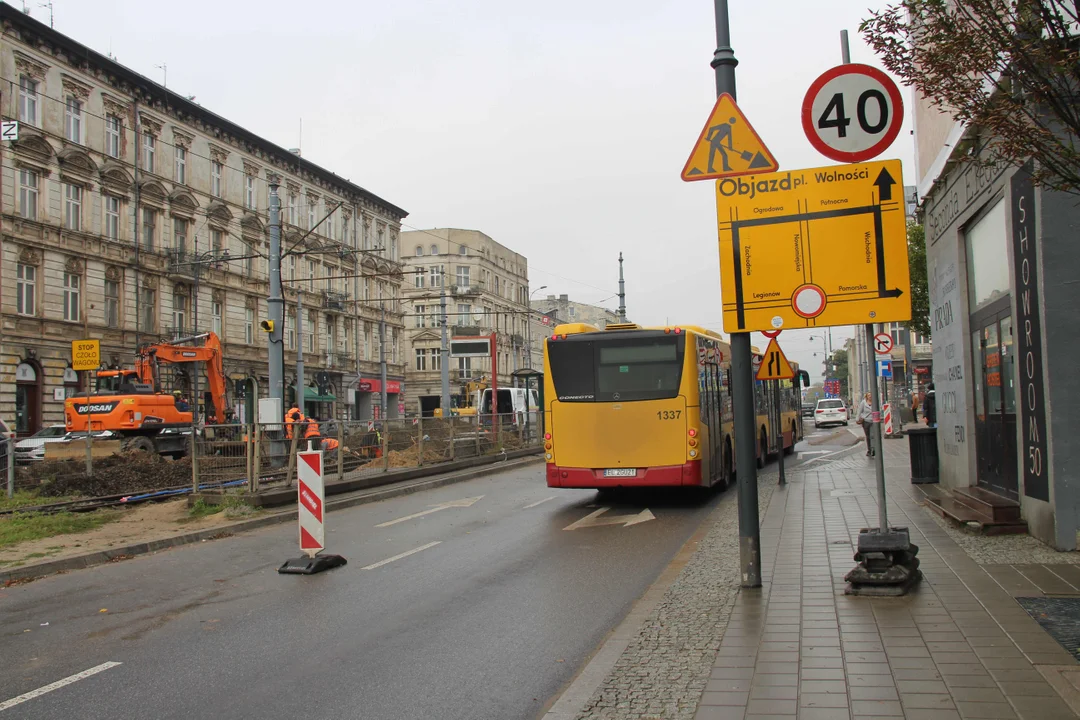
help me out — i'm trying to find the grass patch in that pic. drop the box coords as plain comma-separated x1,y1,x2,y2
179,495,257,524
186,498,224,521
0,510,121,550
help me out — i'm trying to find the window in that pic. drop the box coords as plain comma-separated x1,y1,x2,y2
211,229,223,254
308,201,316,231
416,246,424,256
415,305,426,328
173,292,188,333
429,265,443,287
364,322,372,360
307,260,316,291
324,263,334,292
458,245,467,256
456,266,470,287
245,308,254,344
63,183,82,231
18,170,37,220
142,132,155,172
326,319,335,357
105,114,122,158
457,356,472,377
245,249,254,277
104,196,121,239
343,320,351,356
142,208,156,251
288,194,298,225
173,218,187,254
286,311,295,349
19,76,38,126
64,96,83,143
105,278,120,328
16,263,36,316
211,161,223,198
175,146,186,184
342,218,350,247
140,287,156,332
212,301,223,337
430,244,439,255
288,255,296,282
429,348,441,371
307,313,316,352
63,272,81,322
965,199,1010,311
415,348,427,371
246,175,256,210
414,269,425,288
457,304,471,326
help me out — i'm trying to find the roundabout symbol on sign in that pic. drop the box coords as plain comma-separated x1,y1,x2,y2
801,64,904,163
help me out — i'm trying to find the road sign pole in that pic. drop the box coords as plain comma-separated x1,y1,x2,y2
774,379,786,486
866,323,887,531
711,0,761,589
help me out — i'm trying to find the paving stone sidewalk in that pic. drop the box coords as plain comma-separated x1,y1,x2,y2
697,436,1080,720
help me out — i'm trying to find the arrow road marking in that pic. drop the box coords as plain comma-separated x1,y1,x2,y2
564,507,656,531
362,541,442,570
376,496,484,528
0,662,123,712
522,496,556,510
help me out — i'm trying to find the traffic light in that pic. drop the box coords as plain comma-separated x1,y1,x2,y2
260,319,274,333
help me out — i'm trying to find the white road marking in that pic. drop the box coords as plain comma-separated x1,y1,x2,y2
522,496,556,510
564,507,655,530
361,541,441,570
0,661,122,712
802,446,859,465
797,450,831,456
375,496,484,528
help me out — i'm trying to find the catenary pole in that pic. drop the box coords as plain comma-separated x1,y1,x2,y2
712,0,761,588
267,174,284,424
440,269,452,416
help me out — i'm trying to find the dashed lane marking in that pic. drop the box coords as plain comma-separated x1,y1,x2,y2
0,662,123,712
361,541,441,570
522,496,556,510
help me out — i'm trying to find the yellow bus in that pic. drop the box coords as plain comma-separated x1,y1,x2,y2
542,322,806,489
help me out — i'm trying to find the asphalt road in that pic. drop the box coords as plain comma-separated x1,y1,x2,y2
0,426,853,720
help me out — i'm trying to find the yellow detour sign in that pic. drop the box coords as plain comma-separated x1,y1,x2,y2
755,338,795,381
716,158,910,332
682,93,778,181
71,339,100,371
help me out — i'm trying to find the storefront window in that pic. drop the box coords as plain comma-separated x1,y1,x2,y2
965,199,1010,311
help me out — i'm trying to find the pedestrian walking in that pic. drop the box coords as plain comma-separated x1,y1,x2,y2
856,392,875,456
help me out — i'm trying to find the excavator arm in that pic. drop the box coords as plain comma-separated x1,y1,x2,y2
138,333,228,424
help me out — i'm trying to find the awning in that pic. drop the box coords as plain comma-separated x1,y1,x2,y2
292,385,337,402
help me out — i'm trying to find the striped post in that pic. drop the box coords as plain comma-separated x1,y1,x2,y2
883,402,894,436
296,450,325,558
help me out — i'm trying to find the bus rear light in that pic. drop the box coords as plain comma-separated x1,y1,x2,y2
688,438,698,448
544,433,551,440
546,453,553,460
544,442,552,450
674,327,682,334
664,328,671,334
689,449,698,458
688,428,698,437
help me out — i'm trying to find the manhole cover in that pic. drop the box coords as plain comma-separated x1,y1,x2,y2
829,489,867,497
1016,597,1080,660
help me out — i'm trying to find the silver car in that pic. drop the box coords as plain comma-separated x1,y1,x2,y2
814,399,849,428
14,424,69,464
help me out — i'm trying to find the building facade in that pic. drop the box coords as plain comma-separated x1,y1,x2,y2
914,88,1080,548
0,7,408,434
399,229,530,415
846,323,932,421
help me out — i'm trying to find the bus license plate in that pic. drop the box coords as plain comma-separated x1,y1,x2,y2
603,468,636,477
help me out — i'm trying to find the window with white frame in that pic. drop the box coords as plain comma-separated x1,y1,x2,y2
288,255,296,282
324,263,334,292
458,245,467,256
17,263,36,316
211,161,223,198
342,217,350,247
326,318,335,358
429,265,443,287
105,196,121,240
308,200,316,231
246,175,256,210
288,194,298,225
105,114,122,158
105,278,120,328
364,322,372,359
430,244,438,256
18,170,37,220
457,304,471,326
415,305,426,328
64,96,83,143
415,348,427,371
456,266,470,287
307,313,316,352
140,287,156,332
211,229,223,254
245,307,255,345
415,245,424,257
173,218,187,254
63,183,82,231
307,260,316,291
212,300,223,337
142,132,155,172
19,76,38,126
343,320,351,355
175,146,186,184
286,310,295,349
414,268,425,288
429,348,441,371
391,328,398,364
63,271,80,322
173,291,188,333
142,208,156,251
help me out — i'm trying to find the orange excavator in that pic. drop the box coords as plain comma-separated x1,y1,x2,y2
65,332,228,456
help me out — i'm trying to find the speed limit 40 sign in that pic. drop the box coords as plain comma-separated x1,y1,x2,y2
802,64,904,163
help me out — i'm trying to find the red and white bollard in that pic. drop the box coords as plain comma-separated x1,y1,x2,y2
278,448,347,574
883,403,893,435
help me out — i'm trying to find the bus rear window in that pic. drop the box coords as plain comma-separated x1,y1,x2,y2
548,335,684,402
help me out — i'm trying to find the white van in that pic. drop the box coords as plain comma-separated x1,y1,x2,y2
479,388,539,426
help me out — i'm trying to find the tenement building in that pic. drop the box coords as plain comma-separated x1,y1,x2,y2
0,6,407,433
915,87,1080,548
399,229,530,416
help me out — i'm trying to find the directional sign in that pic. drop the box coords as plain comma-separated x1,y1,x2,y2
877,359,893,378
715,158,910,332
874,332,893,354
71,339,100,371
1,120,18,142
802,64,904,163
755,338,795,381
375,495,484,528
563,507,655,530
682,93,778,182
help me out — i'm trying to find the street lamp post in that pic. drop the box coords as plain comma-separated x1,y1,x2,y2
526,285,548,370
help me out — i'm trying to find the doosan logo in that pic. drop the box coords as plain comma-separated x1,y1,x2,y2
75,402,118,415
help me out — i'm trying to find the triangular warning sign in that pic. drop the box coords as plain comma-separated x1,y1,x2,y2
755,338,795,381
681,93,779,182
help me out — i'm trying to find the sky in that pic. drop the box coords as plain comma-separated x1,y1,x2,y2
25,0,917,384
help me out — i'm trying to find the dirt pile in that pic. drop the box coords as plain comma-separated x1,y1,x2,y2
19,453,196,498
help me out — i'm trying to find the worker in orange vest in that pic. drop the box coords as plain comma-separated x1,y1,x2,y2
321,436,340,453
303,418,322,440
285,403,304,440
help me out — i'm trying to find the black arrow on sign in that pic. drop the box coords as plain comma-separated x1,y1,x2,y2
881,287,904,298
873,167,896,201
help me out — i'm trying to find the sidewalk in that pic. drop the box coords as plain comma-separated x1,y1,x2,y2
698,436,1080,720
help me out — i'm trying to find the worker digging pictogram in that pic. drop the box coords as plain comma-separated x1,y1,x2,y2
681,94,778,181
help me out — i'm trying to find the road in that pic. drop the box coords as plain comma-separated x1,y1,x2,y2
0,425,857,720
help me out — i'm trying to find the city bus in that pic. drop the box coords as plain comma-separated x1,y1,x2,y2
542,322,806,489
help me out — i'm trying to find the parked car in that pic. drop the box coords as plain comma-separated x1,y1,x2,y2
814,399,849,428
14,424,69,464
0,417,12,469
801,404,816,419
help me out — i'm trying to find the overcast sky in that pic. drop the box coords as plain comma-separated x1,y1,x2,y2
31,0,917,384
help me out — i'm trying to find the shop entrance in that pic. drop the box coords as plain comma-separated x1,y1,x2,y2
971,306,1018,500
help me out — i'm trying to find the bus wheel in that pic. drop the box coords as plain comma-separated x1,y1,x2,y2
722,443,733,490
756,429,767,469
784,422,796,456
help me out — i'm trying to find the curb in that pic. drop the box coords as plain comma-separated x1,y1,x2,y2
1,456,543,585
